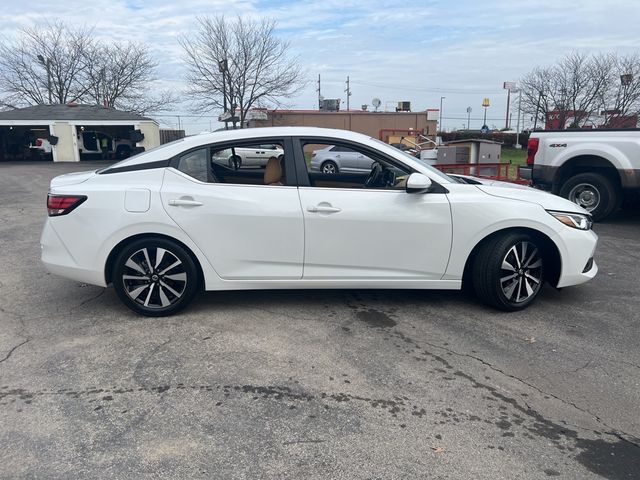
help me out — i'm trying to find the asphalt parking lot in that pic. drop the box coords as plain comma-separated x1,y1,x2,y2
0,161,639,479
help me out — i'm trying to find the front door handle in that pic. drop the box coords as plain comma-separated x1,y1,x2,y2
307,205,341,213
168,198,203,207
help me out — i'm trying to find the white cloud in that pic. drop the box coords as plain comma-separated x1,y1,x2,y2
1,0,639,132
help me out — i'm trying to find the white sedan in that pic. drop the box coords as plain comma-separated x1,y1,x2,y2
41,127,598,316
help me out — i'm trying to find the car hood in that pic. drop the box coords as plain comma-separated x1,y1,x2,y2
476,184,590,214
50,170,96,188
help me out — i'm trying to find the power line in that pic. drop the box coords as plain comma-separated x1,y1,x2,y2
322,79,503,95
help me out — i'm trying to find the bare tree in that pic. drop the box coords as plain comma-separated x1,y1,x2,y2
180,16,306,128
0,21,93,105
520,52,640,130
84,42,177,115
600,53,640,125
0,21,174,115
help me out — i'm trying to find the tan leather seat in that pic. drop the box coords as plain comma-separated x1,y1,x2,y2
264,156,283,185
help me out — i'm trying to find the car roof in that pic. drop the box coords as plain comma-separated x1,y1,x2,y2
101,126,454,184
109,127,374,169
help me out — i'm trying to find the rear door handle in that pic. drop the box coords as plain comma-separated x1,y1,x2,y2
307,205,341,213
168,198,203,207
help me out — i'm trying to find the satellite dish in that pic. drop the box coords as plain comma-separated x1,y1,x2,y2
372,98,381,111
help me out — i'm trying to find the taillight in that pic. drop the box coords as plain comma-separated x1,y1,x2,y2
35,139,43,146
47,194,87,216
527,138,539,166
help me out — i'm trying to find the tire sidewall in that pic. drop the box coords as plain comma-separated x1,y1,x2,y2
473,232,545,311
112,238,199,317
559,173,616,221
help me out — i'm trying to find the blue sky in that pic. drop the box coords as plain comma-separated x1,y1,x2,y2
2,0,640,133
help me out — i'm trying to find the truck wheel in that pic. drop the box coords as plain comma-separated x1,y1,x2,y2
559,172,619,221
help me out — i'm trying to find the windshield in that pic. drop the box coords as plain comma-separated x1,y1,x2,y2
369,137,453,183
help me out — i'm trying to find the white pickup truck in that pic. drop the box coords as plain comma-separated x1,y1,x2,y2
521,129,640,220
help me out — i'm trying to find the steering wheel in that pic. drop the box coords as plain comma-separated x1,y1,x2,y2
365,162,383,188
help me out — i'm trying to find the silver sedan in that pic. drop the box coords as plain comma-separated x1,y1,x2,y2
310,145,375,173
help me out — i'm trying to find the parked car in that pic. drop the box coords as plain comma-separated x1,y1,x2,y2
41,127,598,316
521,129,640,220
29,137,53,158
310,145,376,173
212,144,284,169
78,131,135,160
30,130,136,160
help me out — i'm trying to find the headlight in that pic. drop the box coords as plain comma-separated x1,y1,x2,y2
547,210,593,230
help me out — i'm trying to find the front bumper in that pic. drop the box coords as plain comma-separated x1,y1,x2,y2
555,228,598,288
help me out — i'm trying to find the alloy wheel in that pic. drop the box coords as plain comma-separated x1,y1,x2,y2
499,241,543,303
322,163,337,174
122,247,187,309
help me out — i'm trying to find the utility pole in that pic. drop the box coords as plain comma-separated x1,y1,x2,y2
344,76,352,111
505,88,511,129
466,106,472,130
316,74,322,110
439,96,445,138
218,59,228,130
37,54,52,104
515,88,522,148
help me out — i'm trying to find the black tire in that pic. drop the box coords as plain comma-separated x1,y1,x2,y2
112,238,199,317
321,160,339,174
559,172,619,221
472,232,545,311
115,145,131,160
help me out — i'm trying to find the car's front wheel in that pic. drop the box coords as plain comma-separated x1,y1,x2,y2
112,238,199,316
472,233,544,311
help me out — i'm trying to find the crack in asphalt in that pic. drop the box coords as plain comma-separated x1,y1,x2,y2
69,289,106,311
0,339,29,364
420,338,640,443
343,301,640,454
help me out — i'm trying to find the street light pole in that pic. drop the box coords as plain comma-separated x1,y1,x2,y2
515,88,522,148
218,59,228,130
37,54,52,104
439,96,445,139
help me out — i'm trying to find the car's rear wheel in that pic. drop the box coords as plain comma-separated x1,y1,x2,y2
321,161,338,174
472,233,544,311
112,238,199,317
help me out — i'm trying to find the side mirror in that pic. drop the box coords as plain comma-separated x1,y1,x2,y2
406,172,432,194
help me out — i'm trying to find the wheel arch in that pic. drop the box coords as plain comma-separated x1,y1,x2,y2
462,227,562,289
554,155,621,192
105,232,205,288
